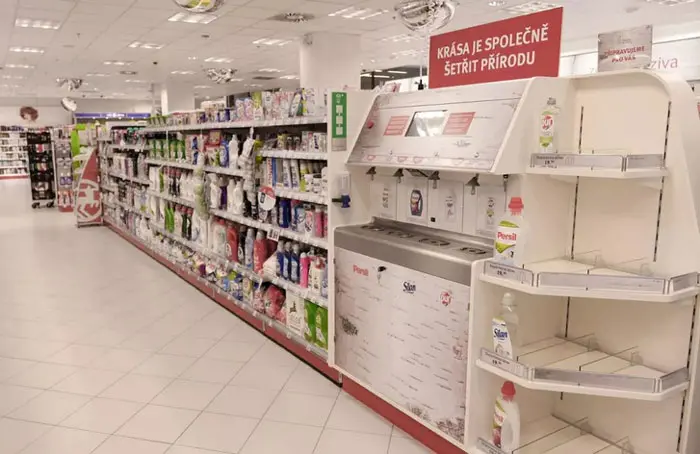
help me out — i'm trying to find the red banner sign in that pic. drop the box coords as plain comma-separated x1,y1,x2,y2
429,8,563,88
76,149,103,226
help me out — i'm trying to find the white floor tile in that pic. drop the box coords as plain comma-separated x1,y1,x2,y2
120,332,177,352
133,354,197,378
0,337,67,361
47,344,108,366
313,429,390,454
0,418,50,454
90,348,153,372
325,393,393,436
9,390,90,425
176,412,259,453
117,404,199,443
206,386,278,419
60,397,143,434
160,336,217,358
180,358,245,384
20,426,107,454
222,323,267,345
229,362,296,391
52,369,124,396
283,364,340,398
77,329,134,348
241,420,322,454
248,342,300,368
166,447,225,454
100,374,173,403
387,434,434,454
204,341,262,363
0,358,36,381
4,363,78,389
152,380,223,411
92,435,170,454
263,391,336,427
0,384,42,416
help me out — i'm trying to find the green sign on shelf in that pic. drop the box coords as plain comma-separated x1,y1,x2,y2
331,92,347,152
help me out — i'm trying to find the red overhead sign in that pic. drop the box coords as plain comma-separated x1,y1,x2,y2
429,8,563,88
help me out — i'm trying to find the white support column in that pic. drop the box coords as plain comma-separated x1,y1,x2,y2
299,32,361,90
160,81,195,114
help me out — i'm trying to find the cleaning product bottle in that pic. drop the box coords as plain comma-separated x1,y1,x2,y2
227,179,236,211
245,227,255,269
231,180,245,215
300,253,310,288
493,381,520,453
282,242,292,280
238,226,247,265
494,197,525,266
310,257,322,293
253,231,267,273
227,223,239,263
539,97,560,153
174,205,183,238
299,161,309,192
186,208,193,240
290,243,300,283
276,241,286,277
492,293,519,360
320,257,328,297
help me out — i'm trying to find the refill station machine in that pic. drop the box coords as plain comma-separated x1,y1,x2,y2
326,70,700,454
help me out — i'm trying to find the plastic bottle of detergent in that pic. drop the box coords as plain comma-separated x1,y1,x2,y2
492,293,519,360
494,197,526,267
244,228,255,269
539,97,560,153
253,231,267,273
226,223,239,263
493,381,520,453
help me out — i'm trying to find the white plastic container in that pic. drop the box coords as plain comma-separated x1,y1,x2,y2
492,292,519,360
539,97,560,153
494,197,526,266
493,381,521,453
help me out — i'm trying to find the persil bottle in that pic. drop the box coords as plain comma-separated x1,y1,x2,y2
494,197,526,267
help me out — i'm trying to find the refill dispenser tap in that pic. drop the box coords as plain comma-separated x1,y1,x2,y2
428,171,440,189
393,168,404,184
366,167,377,181
331,171,351,208
467,174,480,195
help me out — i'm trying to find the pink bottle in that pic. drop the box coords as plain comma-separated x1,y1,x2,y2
313,206,324,238
253,231,267,273
300,253,310,288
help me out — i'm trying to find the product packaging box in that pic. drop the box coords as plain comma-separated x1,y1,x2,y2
314,305,328,350
304,300,317,344
286,294,305,336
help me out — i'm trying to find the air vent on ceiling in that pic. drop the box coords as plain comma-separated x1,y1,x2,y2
270,12,315,23
252,76,275,81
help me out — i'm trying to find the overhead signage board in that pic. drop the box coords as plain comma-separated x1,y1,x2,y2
598,25,653,72
429,8,563,88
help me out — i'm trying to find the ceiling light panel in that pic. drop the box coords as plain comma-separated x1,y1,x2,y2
125,79,147,83
85,73,109,77
381,34,417,42
168,12,218,24
645,0,695,4
258,68,282,73
4,64,34,69
194,85,211,89
329,7,389,20
129,41,165,50
104,61,133,66
387,70,408,74
171,70,195,75
1,75,25,79
252,38,292,46
279,75,299,80
504,1,560,14
205,57,233,63
9,47,45,54
15,19,61,30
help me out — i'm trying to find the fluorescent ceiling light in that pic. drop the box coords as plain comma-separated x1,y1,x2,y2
204,57,233,63
168,12,218,24
258,68,282,73
85,73,109,77
361,73,390,79
15,18,61,30
245,84,263,87
119,70,138,75
9,47,44,54
125,79,147,83
111,92,126,96
171,70,195,75
381,34,416,42
129,41,165,50
645,0,695,4
104,60,132,66
188,56,198,60
387,70,408,74
4,64,34,69
279,74,299,80
194,85,211,89
252,38,292,46
504,1,559,14
328,7,388,20
488,0,507,6
1,75,25,79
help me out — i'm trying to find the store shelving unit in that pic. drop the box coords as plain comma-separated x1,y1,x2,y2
0,128,28,179
27,130,55,208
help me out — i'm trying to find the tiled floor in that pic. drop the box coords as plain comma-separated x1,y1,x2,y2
0,180,433,453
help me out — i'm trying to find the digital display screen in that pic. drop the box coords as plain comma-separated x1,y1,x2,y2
405,110,447,137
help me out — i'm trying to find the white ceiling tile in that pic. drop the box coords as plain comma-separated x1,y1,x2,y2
10,29,58,47
18,0,75,12
71,2,131,16
16,7,71,21
211,15,263,28
230,6,280,19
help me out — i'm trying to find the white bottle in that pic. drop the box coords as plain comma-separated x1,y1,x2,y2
539,97,560,153
244,227,255,269
494,197,525,266
231,180,245,215
493,381,520,453
492,293,519,360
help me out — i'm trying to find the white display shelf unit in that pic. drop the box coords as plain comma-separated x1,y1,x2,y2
145,158,196,170
481,259,698,303
273,188,326,205
104,199,150,218
146,190,195,208
141,115,327,133
203,165,247,177
527,152,668,179
107,170,151,186
111,143,149,152
259,149,328,160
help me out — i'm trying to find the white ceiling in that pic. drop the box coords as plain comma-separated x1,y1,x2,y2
0,0,699,101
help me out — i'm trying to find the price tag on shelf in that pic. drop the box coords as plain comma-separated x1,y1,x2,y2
476,438,507,454
482,350,528,378
484,262,533,285
268,229,280,242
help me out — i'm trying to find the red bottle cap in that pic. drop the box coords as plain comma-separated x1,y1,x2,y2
501,381,516,399
508,197,524,211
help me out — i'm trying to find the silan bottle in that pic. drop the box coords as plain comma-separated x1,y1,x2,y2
492,293,519,360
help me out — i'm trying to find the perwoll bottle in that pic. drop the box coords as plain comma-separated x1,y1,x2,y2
493,381,521,453
492,293,520,360
539,97,560,153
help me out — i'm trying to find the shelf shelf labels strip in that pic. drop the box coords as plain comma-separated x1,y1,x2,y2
539,272,667,294
484,261,534,285
533,368,658,393
625,154,665,170
530,153,624,170
331,92,347,152
476,438,507,454
481,349,529,378
669,272,698,293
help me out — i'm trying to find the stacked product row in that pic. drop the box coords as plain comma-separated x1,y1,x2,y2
0,127,28,178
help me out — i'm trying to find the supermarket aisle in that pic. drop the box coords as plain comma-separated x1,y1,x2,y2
0,181,432,454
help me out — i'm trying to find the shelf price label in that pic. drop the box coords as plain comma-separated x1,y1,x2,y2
484,262,533,285
482,350,528,378
476,438,507,454
331,92,347,152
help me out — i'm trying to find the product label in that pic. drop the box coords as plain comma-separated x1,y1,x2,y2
492,318,514,360
492,398,506,448
494,221,518,263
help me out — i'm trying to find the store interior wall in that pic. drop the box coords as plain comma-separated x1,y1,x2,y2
0,97,152,126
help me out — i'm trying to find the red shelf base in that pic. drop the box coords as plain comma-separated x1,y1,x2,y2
105,221,341,384
0,174,28,180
